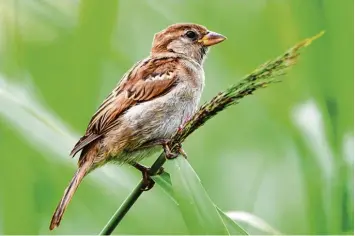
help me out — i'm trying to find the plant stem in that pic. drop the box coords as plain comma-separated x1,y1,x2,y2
99,31,324,235
99,182,144,235
99,153,166,235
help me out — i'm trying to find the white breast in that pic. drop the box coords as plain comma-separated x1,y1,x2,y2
123,58,205,143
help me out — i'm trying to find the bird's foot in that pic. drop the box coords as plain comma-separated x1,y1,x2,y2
162,142,187,160
132,162,164,191
178,145,188,159
141,169,155,191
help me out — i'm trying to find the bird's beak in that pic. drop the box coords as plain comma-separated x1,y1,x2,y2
198,31,227,46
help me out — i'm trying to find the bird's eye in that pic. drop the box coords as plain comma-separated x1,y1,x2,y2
185,31,197,40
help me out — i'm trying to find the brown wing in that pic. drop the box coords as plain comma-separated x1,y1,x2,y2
70,57,179,157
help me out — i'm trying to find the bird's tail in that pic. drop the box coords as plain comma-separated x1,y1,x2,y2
49,158,93,230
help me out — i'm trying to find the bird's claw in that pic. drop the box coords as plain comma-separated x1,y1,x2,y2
178,146,188,159
141,173,155,191
133,163,164,191
163,143,188,160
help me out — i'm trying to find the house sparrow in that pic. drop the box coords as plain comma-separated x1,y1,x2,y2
49,23,226,230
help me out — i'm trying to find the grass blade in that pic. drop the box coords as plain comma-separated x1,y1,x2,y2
227,211,282,235
151,172,177,205
167,156,229,235
217,209,249,235
153,158,248,235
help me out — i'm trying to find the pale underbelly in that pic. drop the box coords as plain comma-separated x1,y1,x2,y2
102,85,200,164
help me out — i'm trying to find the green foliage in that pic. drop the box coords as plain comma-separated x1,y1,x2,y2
0,0,352,235
153,159,249,235
168,157,230,235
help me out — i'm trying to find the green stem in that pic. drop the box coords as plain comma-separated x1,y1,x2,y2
99,153,166,235
99,182,144,235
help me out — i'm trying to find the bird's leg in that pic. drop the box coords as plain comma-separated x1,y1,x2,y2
131,162,164,191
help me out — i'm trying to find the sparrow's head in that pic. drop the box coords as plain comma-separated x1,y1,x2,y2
151,23,226,64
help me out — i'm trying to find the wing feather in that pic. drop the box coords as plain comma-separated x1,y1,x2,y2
70,56,179,156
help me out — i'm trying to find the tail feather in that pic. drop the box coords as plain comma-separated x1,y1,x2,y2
49,160,93,230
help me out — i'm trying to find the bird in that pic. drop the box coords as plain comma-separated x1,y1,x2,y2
49,23,226,230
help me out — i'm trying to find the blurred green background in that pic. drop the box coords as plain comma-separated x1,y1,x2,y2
0,0,353,234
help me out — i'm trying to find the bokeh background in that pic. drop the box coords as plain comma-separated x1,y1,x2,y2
0,0,353,234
